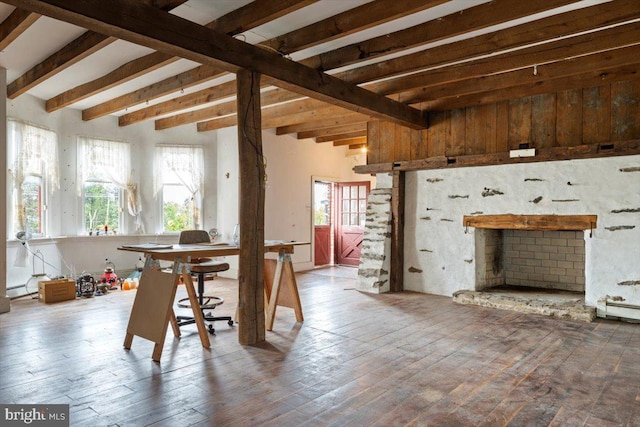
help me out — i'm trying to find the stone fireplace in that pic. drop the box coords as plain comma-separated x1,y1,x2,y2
467,214,595,293
475,228,586,292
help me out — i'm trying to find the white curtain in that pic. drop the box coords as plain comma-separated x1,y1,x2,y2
77,136,145,233
8,120,59,235
154,145,204,229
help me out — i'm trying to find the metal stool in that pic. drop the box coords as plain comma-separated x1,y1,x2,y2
176,261,233,334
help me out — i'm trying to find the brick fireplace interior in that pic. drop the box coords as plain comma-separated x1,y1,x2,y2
469,215,595,294
475,229,585,293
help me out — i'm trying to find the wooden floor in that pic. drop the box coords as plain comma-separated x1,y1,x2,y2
1,267,638,426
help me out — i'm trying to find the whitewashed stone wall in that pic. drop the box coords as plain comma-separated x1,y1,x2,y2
402,155,640,308
357,188,392,293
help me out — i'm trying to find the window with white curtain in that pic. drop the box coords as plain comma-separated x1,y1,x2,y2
78,136,140,234
154,145,204,232
7,120,59,238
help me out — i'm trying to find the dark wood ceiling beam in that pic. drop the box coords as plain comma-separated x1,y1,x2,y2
46,50,178,112
140,0,636,131
333,137,367,147
405,44,640,105
420,63,640,111
6,0,426,128
367,21,640,99
154,87,306,130
0,8,39,52
147,0,187,9
6,1,186,99
113,0,568,126
335,0,640,85
94,0,443,123
276,113,371,135
89,64,223,122
114,70,232,125
301,0,575,71
316,130,366,143
263,0,448,55
52,0,316,115
198,104,357,132
297,123,367,139
208,0,318,35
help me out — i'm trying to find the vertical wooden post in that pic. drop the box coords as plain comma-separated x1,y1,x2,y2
0,68,8,314
236,69,266,345
390,170,405,292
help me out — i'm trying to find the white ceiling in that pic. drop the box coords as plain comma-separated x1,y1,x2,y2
0,0,616,119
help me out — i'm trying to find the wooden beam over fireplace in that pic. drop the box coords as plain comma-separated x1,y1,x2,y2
463,214,597,231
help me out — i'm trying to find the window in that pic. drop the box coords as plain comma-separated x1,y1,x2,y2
78,137,133,234
155,145,204,232
7,120,59,237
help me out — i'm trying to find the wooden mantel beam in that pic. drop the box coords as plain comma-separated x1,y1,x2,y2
4,0,427,130
463,214,597,231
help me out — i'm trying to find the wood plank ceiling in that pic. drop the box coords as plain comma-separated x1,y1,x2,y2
0,0,638,152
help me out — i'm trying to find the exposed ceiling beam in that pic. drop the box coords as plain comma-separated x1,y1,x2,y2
50,0,317,114
6,1,186,99
1,0,427,128
87,0,445,123
335,0,640,85
206,0,318,35
197,104,360,132
90,64,224,122
154,87,306,130
262,0,448,55
420,63,640,111
368,21,640,99
114,0,579,127
46,50,178,112
333,137,367,147
316,130,367,143
0,8,39,52
195,0,640,133
276,113,371,135
300,0,576,72
297,123,367,139
402,44,640,105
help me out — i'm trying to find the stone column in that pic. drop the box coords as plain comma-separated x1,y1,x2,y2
357,187,392,293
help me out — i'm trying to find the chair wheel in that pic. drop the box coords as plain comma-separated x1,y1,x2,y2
208,325,215,334
228,320,234,326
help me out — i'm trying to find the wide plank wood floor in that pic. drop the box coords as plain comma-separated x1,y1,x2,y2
1,267,638,426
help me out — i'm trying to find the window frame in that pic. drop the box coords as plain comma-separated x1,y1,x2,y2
7,119,58,239
77,136,131,235
155,145,205,234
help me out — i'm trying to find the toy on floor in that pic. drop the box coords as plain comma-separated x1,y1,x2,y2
76,272,95,297
99,258,119,291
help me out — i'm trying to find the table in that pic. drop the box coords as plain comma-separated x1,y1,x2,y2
118,241,307,361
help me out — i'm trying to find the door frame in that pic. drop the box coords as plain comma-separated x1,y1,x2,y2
311,177,336,267
311,176,374,268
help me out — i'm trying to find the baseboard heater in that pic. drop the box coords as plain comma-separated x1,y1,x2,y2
597,299,640,322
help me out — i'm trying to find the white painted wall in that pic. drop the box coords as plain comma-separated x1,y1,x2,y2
403,155,640,307
4,97,370,297
215,127,372,276
5,94,217,295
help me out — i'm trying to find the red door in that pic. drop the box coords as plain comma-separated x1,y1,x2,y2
314,226,331,265
314,181,332,266
335,182,370,266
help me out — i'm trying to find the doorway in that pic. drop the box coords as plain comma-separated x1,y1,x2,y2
313,181,333,266
313,180,370,267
